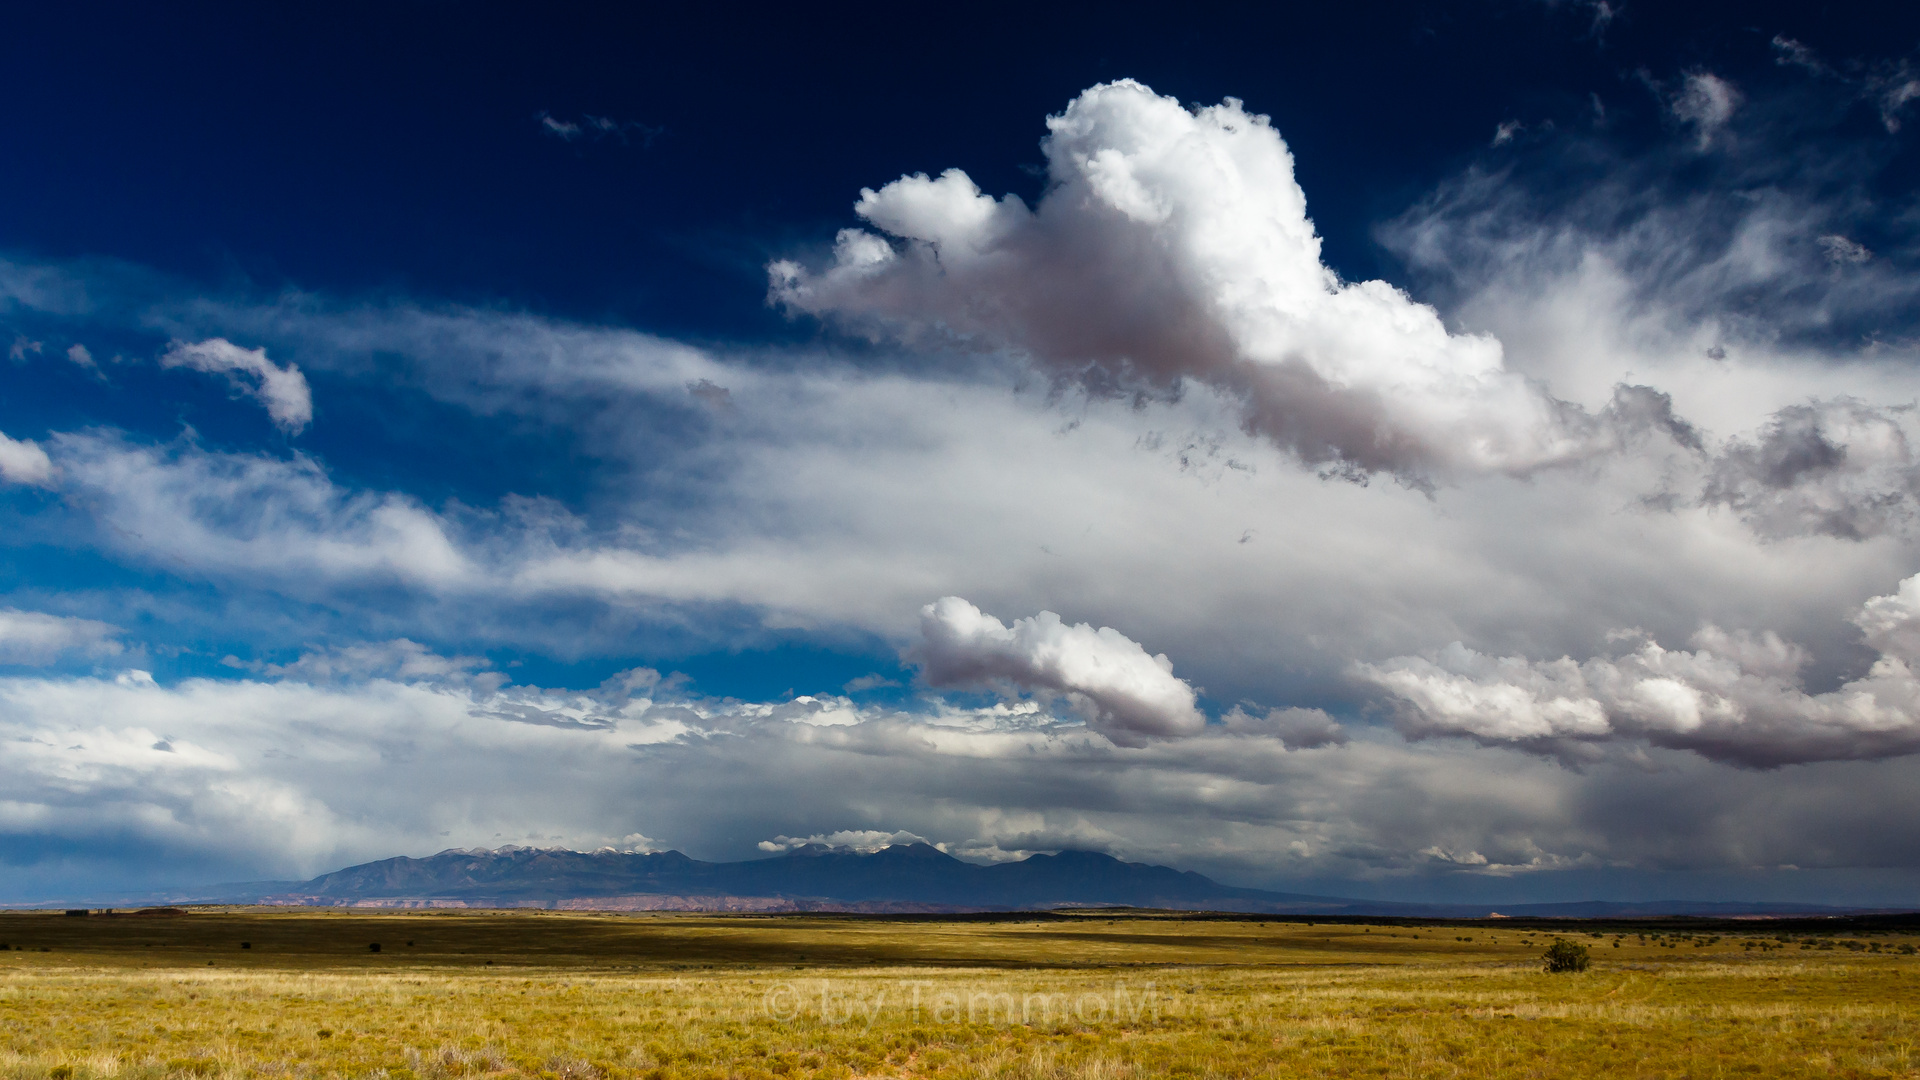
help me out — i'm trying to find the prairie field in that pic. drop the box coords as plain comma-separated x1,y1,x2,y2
1,909,1916,1080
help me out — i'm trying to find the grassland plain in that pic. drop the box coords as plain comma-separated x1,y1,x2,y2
1,908,1917,1080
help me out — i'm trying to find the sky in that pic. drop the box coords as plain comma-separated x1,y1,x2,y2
5,1,1920,905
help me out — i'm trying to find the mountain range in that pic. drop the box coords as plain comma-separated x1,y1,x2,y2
163,843,1890,918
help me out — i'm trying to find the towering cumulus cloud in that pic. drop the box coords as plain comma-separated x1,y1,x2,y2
1359,572,1920,767
160,338,313,433
772,80,1641,480
915,596,1204,743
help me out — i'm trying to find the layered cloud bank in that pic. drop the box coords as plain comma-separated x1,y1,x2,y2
4,647,1918,902
1362,573,1920,767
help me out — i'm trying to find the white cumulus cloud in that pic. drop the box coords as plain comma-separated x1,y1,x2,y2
0,430,54,486
914,596,1204,743
160,337,313,432
771,80,1637,482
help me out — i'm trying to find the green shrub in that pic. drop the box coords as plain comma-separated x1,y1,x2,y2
1542,938,1590,973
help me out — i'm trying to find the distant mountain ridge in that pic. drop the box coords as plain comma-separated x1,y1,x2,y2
267,843,1345,913
229,843,1889,918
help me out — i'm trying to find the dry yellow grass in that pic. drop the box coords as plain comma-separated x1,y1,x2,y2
0,909,1915,1079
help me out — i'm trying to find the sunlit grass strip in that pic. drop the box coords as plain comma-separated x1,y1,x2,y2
2,913,1917,1079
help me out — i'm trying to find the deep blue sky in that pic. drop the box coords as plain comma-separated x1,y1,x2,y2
4,0,1911,691
7,1,1920,902
6,1,1909,336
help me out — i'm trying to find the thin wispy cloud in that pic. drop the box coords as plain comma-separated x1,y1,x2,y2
158,338,312,432
1668,71,1742,149
0,609,121,665
536,110,665,147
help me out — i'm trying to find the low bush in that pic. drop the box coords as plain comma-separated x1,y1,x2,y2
1543,938,1591,973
